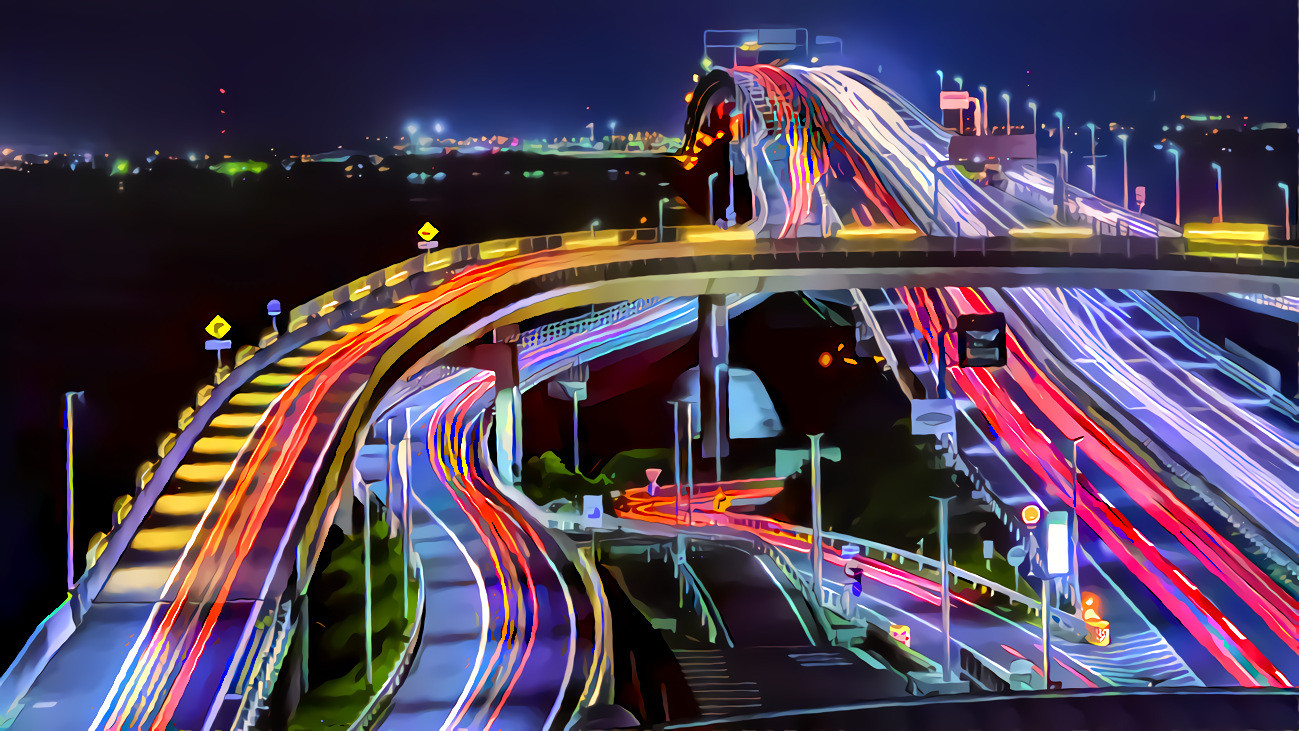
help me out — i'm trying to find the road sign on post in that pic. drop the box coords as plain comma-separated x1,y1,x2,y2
911,399,955,438
204,315,231,340
417,222,439,250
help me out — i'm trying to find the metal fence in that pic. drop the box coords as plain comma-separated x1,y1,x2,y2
230,600,294,731
349,558,427,731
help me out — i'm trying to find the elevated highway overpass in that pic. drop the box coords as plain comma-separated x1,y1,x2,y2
1,224,1295,729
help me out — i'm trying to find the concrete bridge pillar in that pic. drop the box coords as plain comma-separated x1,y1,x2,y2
444,338,522,486
698,295,730,476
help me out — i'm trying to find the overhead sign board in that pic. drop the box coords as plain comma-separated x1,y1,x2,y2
939,91,971,110
957,313,1007,367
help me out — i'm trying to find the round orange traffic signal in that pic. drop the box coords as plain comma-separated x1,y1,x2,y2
1021,504,1042,528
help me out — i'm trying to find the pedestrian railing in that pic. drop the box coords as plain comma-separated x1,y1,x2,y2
519,297,664,351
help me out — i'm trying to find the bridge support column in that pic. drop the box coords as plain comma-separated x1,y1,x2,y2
444,339,522,486
698,295,730,479
494,382,522,487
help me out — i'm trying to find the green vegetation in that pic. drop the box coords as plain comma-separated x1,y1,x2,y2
288,505,419,731
520,448,675,506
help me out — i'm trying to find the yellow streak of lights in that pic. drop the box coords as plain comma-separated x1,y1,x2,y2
274,355,316,369
563,234,620,250
175,463,234,482
131,526,200,552
385,270,409,285
479,239,520,259
837,226,920,239
1183,222,1269,242
682,228,757,243
191,435,247,455
229,391,278,407
1008,226,1094,238
295,339,334,353
249,372,297,387
424,249,454,271
210,412,263,428
152,492,217,516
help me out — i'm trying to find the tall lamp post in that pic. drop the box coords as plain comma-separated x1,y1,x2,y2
64,391,85,593
1164,144,1182,225
1053,110,1066,179
1117,134,1130,209
1279,182,1291,240
1211,162,1223,222
978,85,988,137
1000,92,1010,134
953,77,964,133
1026,100,1038,135
1084,123,1097,194
657,197,671,242
936,70,944,115
932,495,956,682
1068,435,1086,606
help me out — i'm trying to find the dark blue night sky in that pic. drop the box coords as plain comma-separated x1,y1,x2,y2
2,0,1295,152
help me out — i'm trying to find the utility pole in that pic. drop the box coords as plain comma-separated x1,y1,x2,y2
1042,574,1053,689
810,434,825,607
685,403,695,526
64,391,85,594
932,495,956,682
1069,435,1086,607
362,486,373,691
670,400,684,525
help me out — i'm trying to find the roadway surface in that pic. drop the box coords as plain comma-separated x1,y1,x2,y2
895,285,1297,687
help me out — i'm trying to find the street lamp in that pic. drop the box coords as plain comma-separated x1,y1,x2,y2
1026,100,1038,136
936,70,944,114
707,172,718,225
932,495,956,682
1068,435,1086,607
1279,182,1291,240
1163,144,1182,225
953,77,964,133
64,391,85,593
978,85,988,137
657,197,671,242
590,219,600,237
1084,123,1096,194
1117,134,1130,209
1054,111,1067,216
1211,162,1223,222
1000,92,1010,134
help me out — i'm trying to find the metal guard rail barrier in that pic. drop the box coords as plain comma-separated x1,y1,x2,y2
349,556,427,731
231,599,294,731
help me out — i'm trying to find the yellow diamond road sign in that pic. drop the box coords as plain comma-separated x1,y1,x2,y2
417,222,439,241
205,315,231,339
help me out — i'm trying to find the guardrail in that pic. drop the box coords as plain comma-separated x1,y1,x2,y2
519,297,664,351
230,599,294,731
349,557,426,731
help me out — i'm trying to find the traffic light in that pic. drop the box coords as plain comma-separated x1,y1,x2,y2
957,313,1007,367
